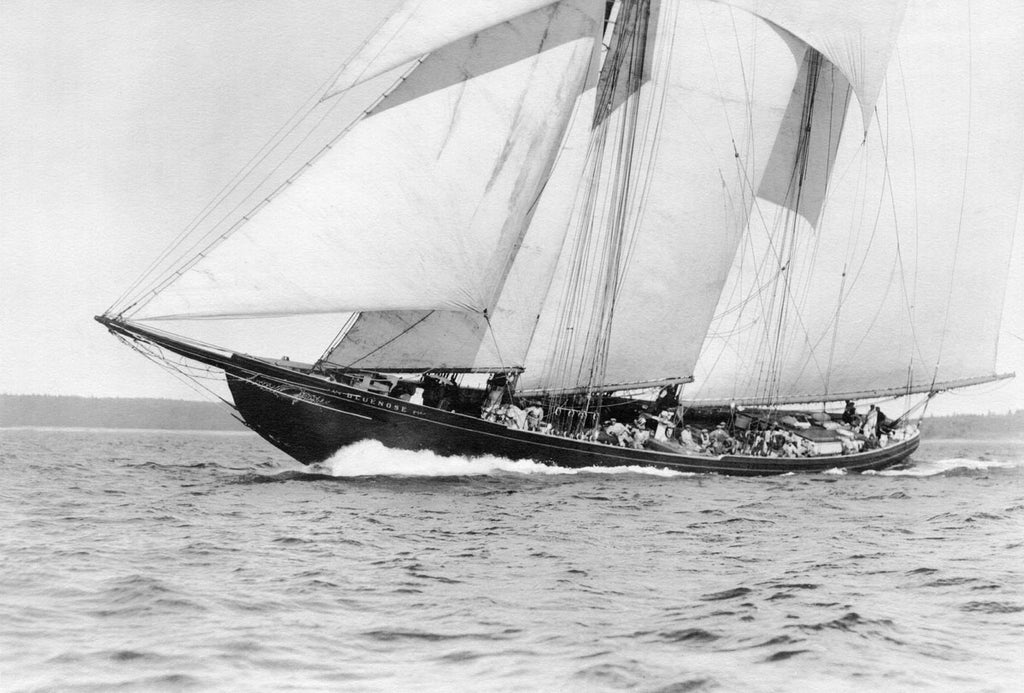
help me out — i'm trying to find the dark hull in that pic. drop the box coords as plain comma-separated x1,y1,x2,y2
96,318,919,476
224,355,918,476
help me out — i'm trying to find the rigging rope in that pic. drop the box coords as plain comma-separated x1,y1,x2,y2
109,69,345,316
112,53,426,319
930,0,973,393
316,313,361,369
534,0,656,433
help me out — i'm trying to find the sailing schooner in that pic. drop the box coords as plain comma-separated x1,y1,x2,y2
98,0,1022,475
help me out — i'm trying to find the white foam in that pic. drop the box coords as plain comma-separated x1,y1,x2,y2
867,458,1020,477
308,440,691,478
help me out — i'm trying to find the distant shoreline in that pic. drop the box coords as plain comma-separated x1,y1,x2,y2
1,394,1021,437
0,425,253,435
0,394,245,431
919,410,1024,440
920,436,1024,444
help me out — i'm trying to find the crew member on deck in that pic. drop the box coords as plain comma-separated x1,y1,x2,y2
424,374,458,411
862,405,880,439
630,424,650,449
709,422,731,454
605,419,631,446
875,407,889,437
390,381,415,401
654,385,679,413
481,372,509,420
497,403,526,429
842,400,857,425
524,401,544,431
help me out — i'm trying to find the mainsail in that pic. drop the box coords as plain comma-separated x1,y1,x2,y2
685,0,1024,406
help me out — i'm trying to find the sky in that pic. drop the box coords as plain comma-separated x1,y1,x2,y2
1,0,1022,416
1,0,395,397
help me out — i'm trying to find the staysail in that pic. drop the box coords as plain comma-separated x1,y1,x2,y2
130,0,604,320
685,0,1024,406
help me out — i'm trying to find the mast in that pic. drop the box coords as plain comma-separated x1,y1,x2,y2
520,0,810,397
319,1,621,376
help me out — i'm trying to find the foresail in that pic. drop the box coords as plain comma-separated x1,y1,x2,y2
686,0,1024,406
715,0,907,129
324,62,602,372
132,0,603,321
520,0,807,393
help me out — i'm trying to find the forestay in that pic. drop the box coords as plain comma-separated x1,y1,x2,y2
131,0,603,320
686,0,1024,406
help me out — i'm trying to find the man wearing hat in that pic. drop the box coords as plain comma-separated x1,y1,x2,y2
605,418,631,446
842,400,858,426
709,422,732,454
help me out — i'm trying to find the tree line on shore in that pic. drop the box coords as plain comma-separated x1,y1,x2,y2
0,394,245,431
920,409,1023,439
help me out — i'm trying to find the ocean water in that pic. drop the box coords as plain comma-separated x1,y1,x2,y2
1,429,1022,692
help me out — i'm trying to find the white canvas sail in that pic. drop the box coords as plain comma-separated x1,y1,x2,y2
519,0,807,393
716,0,907,128
131,0,604,321
323,0,569,98
325,59,602,372
686,0,1024,406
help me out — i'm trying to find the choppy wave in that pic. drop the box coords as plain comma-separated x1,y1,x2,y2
4,428,1024,692
869,457,1021,477
308,440,690,478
